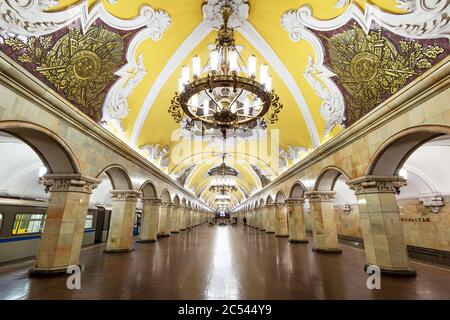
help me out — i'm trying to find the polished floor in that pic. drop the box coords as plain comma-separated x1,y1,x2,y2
0,225,449,300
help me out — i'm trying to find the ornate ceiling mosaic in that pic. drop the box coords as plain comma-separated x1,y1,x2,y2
1,22,131,121
319,23,447,125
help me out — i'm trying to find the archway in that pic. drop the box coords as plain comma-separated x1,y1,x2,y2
363,126,450,268
0,121,80,174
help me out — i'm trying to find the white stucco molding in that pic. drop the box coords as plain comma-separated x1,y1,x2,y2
284,1,449,40
0,0,171,37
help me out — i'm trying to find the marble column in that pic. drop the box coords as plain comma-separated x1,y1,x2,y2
347,175,416,276
30,174,99,275
274,203,289,237
260,206,268,231
305,191,341,253
158,202,171,237
179,206,186,231
265,205,276,234
170,204,180,233
105,190,141,253
258,207,266,232
285,198,308,243
185,208,192,230
189,208,194,228
137,197,161,243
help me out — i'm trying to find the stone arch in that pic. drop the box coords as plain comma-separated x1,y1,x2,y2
275,190,286,203
0,120,80,174
160,189,171,202
289,182,306,199
266,195,273,205
367,125,450,176
181,198,187,207
173,195,180,204
140,180,157,197
97,164,133,190
259,199,265,206
314,166,351,191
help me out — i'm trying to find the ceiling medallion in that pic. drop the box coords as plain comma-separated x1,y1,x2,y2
168,4,283,138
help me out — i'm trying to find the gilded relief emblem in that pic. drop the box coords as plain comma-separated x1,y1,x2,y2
324,25,444,125
3,26,125,121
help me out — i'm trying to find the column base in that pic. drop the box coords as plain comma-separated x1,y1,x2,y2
364,264,417,277
29,264,82,277
259,229,266,232
266,231,275,234
136,239,158,243
180,228,187,231
312,247,342,254
103,248,134,254
157,233,170,238
275,234,289,238
170,231,180,234
289,239,309,244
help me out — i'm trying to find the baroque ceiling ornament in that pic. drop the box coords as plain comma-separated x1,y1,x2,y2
3,25,126,121
325,24,444,125
283,1,450,40
202,0,249,29
0,0,171,38
281,13,346,136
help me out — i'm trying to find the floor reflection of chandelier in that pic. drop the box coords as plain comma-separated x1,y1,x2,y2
168,4,283,137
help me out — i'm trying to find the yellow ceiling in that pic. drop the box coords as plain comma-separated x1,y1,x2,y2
47,0,408,210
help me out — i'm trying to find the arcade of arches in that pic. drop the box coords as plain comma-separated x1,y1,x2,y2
0,0,449,300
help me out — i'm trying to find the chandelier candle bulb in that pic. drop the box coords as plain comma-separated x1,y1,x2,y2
248,55,257,77
182,65,190,84
177,77,184,93
265,76,272,92
192,55,201,77
260,64,268,84
210,50,219,72
229,50,239,72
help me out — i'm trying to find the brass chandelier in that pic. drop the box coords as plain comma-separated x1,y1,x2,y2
168,4,283,137
208,153,238,193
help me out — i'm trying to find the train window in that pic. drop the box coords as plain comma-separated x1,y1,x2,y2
85,214,94,229
12,213,46,235
0,213,3,232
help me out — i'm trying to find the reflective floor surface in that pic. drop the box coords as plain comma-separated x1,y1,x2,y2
0,225,449,300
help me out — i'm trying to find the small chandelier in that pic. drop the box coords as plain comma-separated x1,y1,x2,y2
210,177,237,193
208,153,238,177
168,4,283,137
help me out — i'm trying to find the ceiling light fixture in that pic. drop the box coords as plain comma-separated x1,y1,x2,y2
168,3,283,138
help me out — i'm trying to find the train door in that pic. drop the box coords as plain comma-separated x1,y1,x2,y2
94,206,106,244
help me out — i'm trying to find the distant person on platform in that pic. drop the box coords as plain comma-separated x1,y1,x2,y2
243,217,247,226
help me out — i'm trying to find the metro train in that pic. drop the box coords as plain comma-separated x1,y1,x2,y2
0,198,141,264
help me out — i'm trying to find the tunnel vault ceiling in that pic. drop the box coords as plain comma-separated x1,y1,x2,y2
0,0,448,210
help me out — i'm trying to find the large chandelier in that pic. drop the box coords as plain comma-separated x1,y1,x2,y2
168,4,283,137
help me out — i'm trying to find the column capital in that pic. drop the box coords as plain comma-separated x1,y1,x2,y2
170,203,181,209
285,198,305,206
305,191,336,202
142,197,162,206
42,174,101,194
346,175,406,195
160,201,172,208
111,190,141,201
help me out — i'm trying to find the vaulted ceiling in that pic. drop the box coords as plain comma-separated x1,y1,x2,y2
1,0,448,211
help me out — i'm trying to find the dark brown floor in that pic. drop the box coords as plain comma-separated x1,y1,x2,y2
0,225,449,300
